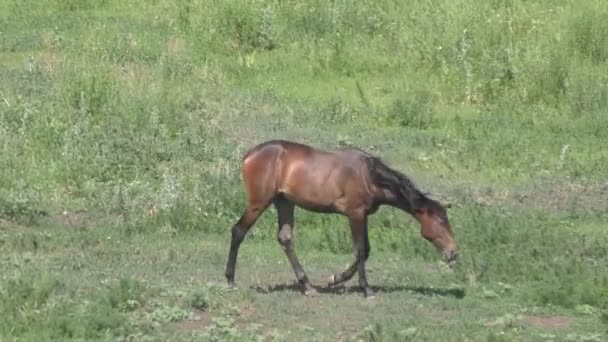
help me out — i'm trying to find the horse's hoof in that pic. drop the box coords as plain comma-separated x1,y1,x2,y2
327,274,345,288
304,288,318,297
226,281,237,290
364,289,376,299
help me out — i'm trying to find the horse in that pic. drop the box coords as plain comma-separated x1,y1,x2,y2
224,139,457,298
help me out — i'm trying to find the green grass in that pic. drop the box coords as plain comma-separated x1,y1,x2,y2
0,222,606,341
1,0,607,340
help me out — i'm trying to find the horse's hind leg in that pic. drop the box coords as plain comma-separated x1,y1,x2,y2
225,148,278,288
224,204,269,288
274,197,316,296
225,207,265,287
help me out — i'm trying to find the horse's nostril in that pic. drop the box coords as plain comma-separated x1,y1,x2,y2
447,251,458,262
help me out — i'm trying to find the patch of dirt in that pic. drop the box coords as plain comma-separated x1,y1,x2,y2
171,309,210,332
166,36,186,56
238,304,256,321
522,315,573,329
414,304,457,324
0,217,35,230
0,218,12,228
515,181,608,212
39,210,118,228
442,180,608,212
171,305,259,334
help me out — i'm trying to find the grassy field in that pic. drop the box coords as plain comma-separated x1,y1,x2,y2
1,0,608,340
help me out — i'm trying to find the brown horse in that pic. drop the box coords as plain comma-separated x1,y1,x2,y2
224,139,457,298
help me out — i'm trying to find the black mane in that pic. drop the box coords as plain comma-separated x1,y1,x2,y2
366,156,441,214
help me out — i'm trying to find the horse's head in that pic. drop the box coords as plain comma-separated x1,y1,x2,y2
414,202,457,264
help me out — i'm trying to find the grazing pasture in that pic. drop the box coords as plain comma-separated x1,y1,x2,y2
1,0,607,340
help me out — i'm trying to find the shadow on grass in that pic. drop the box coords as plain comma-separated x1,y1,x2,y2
252,283,466,299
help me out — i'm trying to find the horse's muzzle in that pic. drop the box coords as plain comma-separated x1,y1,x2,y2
446,250,458,264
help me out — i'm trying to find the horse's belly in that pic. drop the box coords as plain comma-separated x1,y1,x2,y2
280,189,339,213
278,159,347,213
293,199,339,214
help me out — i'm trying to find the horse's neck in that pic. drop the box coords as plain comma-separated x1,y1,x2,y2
374,186,415,215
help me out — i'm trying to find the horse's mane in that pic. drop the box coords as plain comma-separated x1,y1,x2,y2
366,156,440,213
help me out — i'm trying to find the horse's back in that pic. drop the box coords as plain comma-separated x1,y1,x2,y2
245,139,370,161
241,140,374,214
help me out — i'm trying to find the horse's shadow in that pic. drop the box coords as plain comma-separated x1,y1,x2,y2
252,282,465,299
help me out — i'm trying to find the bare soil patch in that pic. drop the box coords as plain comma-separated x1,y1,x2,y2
171,304,260,334
516,181,608,212
442,180,608,212
522,315,573,329
414,304,457,324
171,309,210,332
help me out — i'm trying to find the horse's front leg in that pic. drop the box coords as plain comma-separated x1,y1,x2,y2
328,214,374,298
